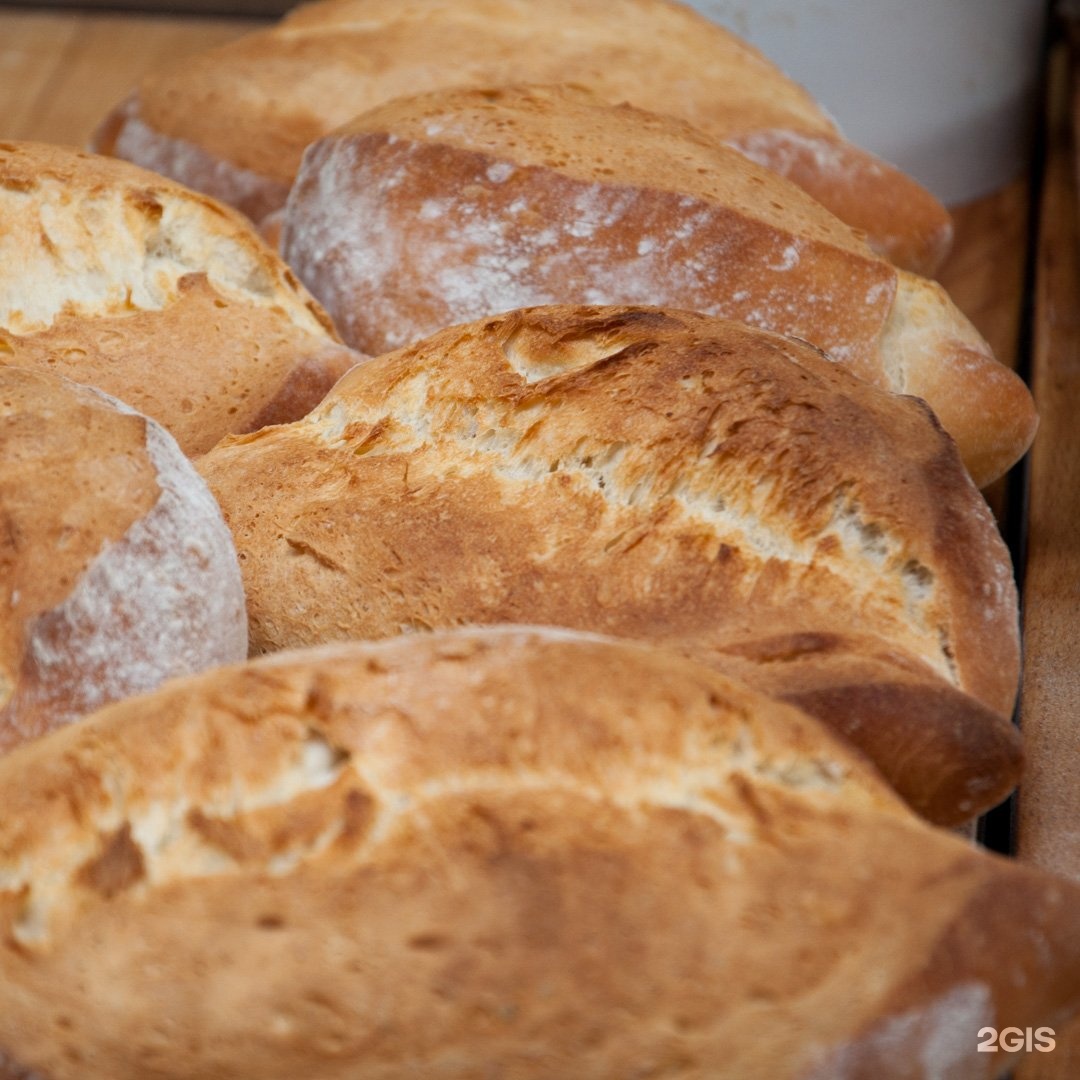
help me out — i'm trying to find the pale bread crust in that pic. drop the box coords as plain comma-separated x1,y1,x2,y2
198,306,1021,824
0,628,1076,1079
0,367,248,752
91,0,951,273
281,85,1035,486
884,274,1040,490
0,141,361,456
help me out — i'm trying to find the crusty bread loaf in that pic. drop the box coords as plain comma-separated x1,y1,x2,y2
0,626,1076,1079
199,305,1021,825
0,367,247,753
281,85,1034,487
91,0,952,274
0,142,362,457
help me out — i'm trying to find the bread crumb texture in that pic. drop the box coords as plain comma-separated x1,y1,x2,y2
0,142,359,455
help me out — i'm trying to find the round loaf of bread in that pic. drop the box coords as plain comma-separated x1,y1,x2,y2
199,305,1021,825
282,85,1034,487
0,141,362,457
92,0,951,274
0,627,1078,1079
0,366,247,753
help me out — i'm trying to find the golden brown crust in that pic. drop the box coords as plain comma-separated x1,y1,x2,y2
0,141,360,456
93,0,950,273
693,632,1022,825
199,305,1021,823
281,85,1032,484
0,628,1074,1079
0,367,248,752
1,277,359,457
334,86,871,257
884,273,1040,488
726,127,955,276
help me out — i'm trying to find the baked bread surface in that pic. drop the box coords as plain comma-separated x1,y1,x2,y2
0,141,360,456
0,627,1076,1079
281,85,1035,486
199,305,1022,824
0,367,247,752
92,0,951,273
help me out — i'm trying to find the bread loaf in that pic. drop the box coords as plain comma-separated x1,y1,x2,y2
91,0,952,274
281,85,1034,487
0,367,247,753
0,142,362,457
198,305,1022,825
0,626,1075,1079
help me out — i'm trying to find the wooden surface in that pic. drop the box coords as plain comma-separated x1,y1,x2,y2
18,0,289,13
0,8,257,148
939,179,1031,524
939,180,1030,373
1017,36,1080,884
1015,37,1080,1080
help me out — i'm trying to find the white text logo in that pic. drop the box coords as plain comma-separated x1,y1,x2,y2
977,1027,1056,1053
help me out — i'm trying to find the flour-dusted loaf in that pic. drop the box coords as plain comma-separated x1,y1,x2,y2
199,306,1021,825
0,627,1076,1079
282,85,1034,487
92,0,952,275
0,367,247,754
0,142,362,457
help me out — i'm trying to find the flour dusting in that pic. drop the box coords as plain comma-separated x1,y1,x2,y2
110,100,290,223
283,134,893,363
8,394,247,740
809,982,994,1080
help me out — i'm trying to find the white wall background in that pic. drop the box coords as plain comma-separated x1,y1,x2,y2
688,0,1046,204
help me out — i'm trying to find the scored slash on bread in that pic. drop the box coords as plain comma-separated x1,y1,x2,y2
0,367,247,753
91,0,952,275
199,305,1022,825
0,142,363,457
0,627,1077,1079
281,84,1036,487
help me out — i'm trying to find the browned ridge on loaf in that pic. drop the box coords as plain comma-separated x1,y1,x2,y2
282,84,1035,487
199,305,1022,825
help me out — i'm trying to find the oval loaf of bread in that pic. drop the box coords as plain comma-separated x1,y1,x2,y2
91,0,951,274
199,306,1021,825
0,627,1077,1079
0,366,247,754
282,85,1035,487
0,142,362,457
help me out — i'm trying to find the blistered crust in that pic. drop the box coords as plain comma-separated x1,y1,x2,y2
0,629,1077,1079
199,306,1021,823
0,141,359,455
